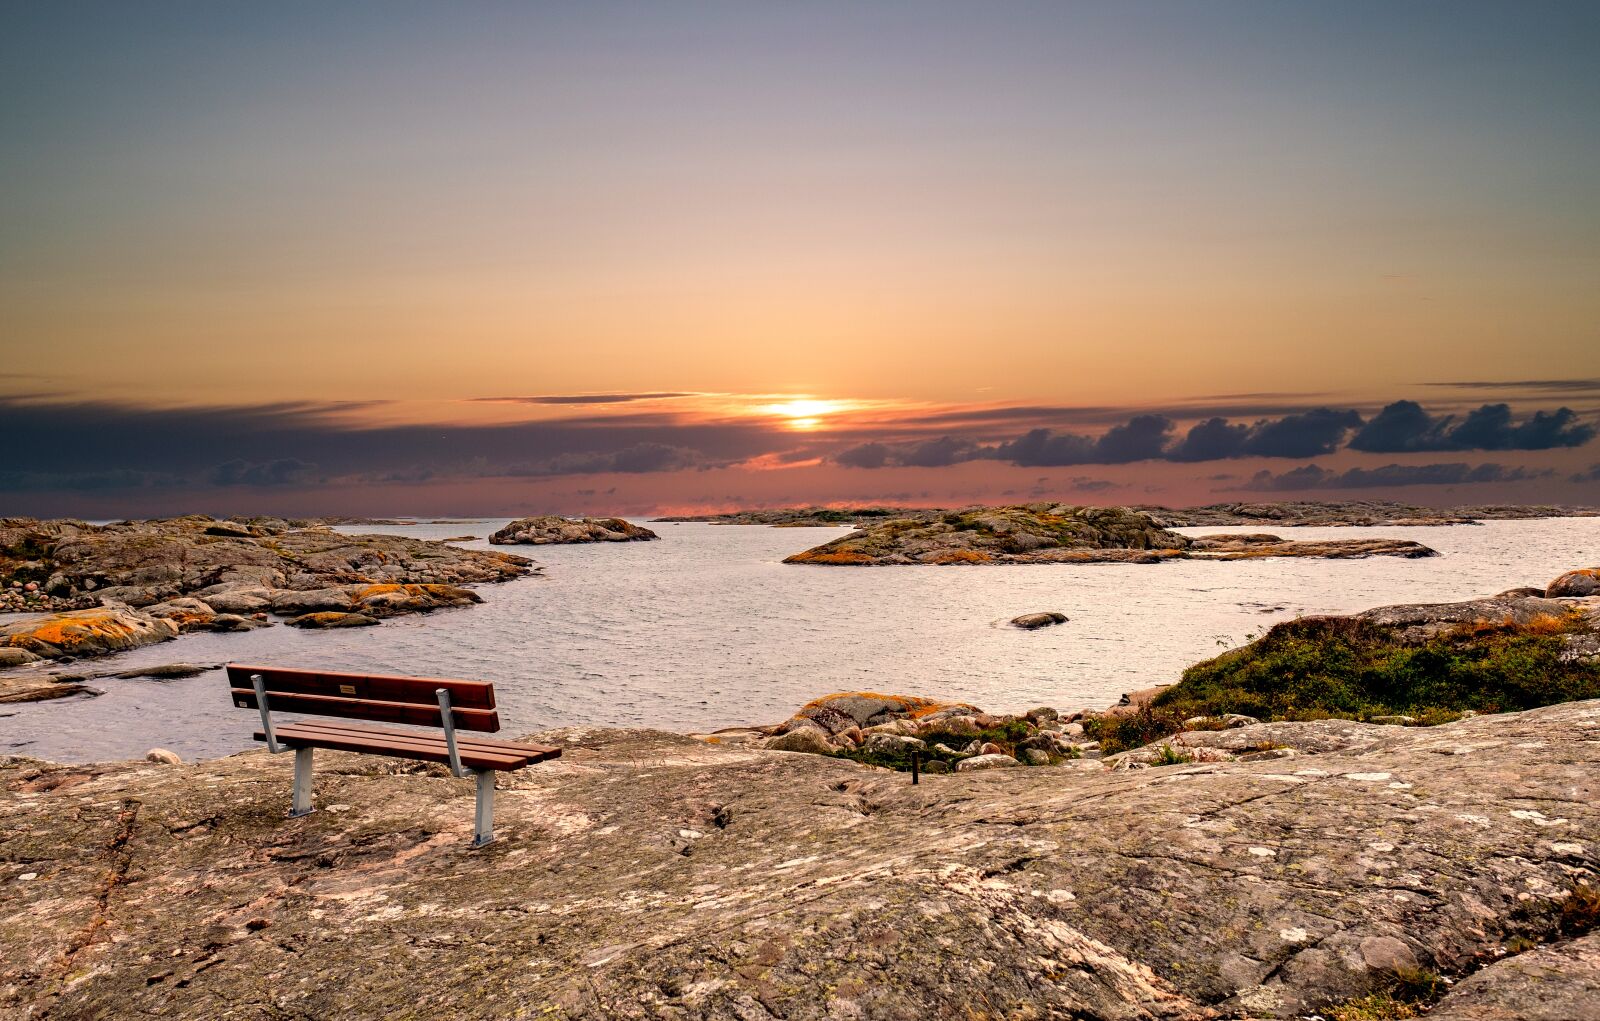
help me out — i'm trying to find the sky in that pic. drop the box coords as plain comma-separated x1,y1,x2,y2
2,1,1598,517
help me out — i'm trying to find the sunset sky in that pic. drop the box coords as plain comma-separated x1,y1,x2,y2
3,1,1598,517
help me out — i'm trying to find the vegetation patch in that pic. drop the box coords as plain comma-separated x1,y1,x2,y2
1083,612,1600,754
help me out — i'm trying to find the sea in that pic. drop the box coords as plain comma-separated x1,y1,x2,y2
2,517,1596,763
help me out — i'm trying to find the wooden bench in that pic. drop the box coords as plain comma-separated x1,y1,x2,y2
225,663,560,847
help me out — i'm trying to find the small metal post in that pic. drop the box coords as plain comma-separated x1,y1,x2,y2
911,751,921,785
290,747,315,817
251,673,280,753
471,770,495,848
436,688,466,778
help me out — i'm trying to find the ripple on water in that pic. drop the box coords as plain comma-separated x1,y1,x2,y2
1,517,1596,762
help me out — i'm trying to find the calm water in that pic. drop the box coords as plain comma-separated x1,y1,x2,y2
2,518,1596,763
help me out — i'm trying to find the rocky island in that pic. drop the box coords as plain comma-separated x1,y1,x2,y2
1141,500,1600,528
654,506,913,526
783,504,1436,565
0,516,537,701
659,500,1600,530
3,570,1599,1018
489,515,659,544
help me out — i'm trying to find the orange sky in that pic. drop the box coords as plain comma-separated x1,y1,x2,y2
3,3,1598,515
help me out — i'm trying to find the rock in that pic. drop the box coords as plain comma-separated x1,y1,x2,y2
1235,747,1295,762
1011,612,1068,630
0,516,538,665
1220,713,1259,729
977,741,1007,757
1063,721,1085,737
861,733,926,756
1548,568,1600,598
0,605,178,661
955,752,1019,770
144,748,182,765
790,692,962,733
785,505,1193,565
3,708,1600,1017
763,727,836,754
1368,715,1416,726
921,759,951,774
782,504,1438,565
1187,534,1437,560
1429,931,1600,1020
113,663,212,680
287,612,380,629
1026,705,1060,723
0,648,42,668
489,516,658,545
1021,748,1051,765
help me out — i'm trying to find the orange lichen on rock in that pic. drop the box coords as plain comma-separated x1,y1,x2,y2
10,614,136,649
928,549,988,564
784,550,876,565
799,691,943,713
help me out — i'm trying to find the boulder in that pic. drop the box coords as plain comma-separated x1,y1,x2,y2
0,605,178,661
287,612,380,629
763,728,836,754
0,648,42,669
861,733,926,756
144,748,182,765
1011,612,1068,630
1548,569,1600,598
955,752,1019,771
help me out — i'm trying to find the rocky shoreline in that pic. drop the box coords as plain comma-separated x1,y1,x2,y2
782,505,1436,565
0,516,538,694
2,705,1596,1017
3,573,1600,1017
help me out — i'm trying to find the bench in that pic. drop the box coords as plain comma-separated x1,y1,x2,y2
225,663,560,847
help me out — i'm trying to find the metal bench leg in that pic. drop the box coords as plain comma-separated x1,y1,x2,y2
470,770,494,848
290,747,315,818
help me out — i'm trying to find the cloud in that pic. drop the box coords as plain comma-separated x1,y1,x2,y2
0,469,186,492
209,458,318,487
834,435,987,469
1239,462,1554,491
469,393,697,405
992,416,1174,466
1350,401,1596,453
1423,378,1600,393
1569,464,1600,483
507,443,712,475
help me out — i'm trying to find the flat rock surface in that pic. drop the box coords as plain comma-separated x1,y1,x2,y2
3,704,1598,1019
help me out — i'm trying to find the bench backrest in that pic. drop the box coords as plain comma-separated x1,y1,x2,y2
225,663,501,732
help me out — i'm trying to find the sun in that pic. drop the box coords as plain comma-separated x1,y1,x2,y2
760,398,841,431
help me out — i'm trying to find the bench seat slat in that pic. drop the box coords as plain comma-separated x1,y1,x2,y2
231,688,500,732
254,723,531,771
281,718,560,760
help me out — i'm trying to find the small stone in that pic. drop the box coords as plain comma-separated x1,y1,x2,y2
1021,748,1050,765
1368,715,1416,726
145,748,182,765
